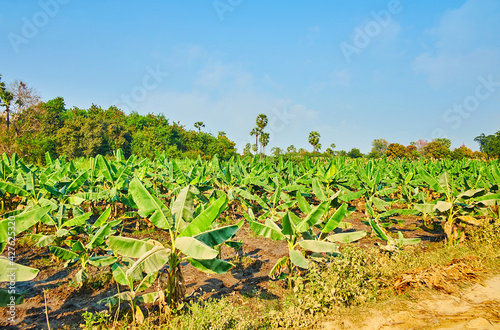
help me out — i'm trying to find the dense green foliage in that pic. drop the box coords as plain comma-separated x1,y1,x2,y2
0,97,236,163
1,150,499,324
475,132,500,159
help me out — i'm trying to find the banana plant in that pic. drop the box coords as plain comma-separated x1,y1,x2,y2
0,171,49,209
29,206,92,247
93,154,134,217
247,202,354,285
363,198,421,250
44,170,89,205
369,217,421,251
105,178,241,306
48,208,121,284
418,168,487,244
97,253,158,323
0,206,52,252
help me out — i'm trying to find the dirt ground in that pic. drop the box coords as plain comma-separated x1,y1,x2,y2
324,274,500,330
0,208,498,329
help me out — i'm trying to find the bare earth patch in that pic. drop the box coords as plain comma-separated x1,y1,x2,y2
324,274,500,330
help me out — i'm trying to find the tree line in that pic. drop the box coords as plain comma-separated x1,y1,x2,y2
1,75,499,162
0,75,236,163
242,113,498,160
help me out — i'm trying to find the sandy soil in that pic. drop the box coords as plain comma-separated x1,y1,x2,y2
324,275,500,330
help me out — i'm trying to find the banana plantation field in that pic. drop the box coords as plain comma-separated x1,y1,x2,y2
0,150,499,329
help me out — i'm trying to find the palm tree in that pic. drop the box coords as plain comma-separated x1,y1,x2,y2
0,75,11,129
194,121,205,133
259,132,270,155
250,127,261,153
0,90,13,129
308,131,321,152
255,114,268,154
256,114,268,130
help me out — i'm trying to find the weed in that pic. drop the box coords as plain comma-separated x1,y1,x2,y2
68,280,79,288
33,256,55,268
80,310,112,330
285,246,382,315
163,298,253,330
87,272,112,291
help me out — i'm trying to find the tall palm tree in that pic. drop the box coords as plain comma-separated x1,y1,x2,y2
256,114,268,131
259,132,270,155
308,131,321,152
255,114,268,154
250,127,261,153
194,121,205,133
0,90,13,129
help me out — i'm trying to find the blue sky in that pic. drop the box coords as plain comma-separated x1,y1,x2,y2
1,0,500,153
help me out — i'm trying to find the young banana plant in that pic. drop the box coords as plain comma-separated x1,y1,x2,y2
47,207,121,285
104,178,241,307
247,201,363,285
418,168,487,244
366,203,421,251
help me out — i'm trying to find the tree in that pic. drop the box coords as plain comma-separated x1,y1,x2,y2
406,145,419,160
347,148,363,158
10,80,40,113
367,150,380,159
250,128,261,153
337,150,347,157
475,132,500,158
370,138,389,158
271,147,282,157
0,75,13,129
325,143,336,156
287,145,296,153
255,114,268,154
433,138,451,149
256,114,268,131
217,131,226,138
8,80,41,135
0,90,13,129
308,131,321,152
451,145,474,160
243,143,252,155
259,132,270,155
424,141,450,159
412,139,428,153
386,143,407,159
194,121,205,133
